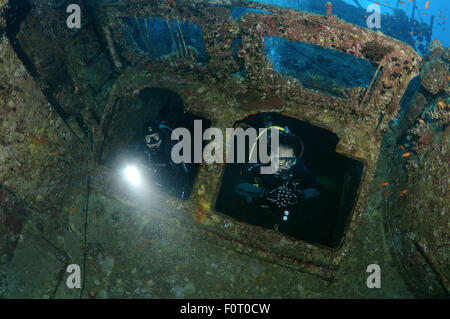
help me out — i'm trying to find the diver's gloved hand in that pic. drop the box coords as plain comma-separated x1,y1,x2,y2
296,189,307,203
302,188,320,199
266,185,299,209
235,183,266,203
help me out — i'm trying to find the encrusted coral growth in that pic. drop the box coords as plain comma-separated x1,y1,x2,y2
395,92,427,137
404,97,448,159
420,40,450,95
361,40,393,62
0,31,86,215
381,41,449,297
383,117,449,297
14,0,114,141
424,101,450,123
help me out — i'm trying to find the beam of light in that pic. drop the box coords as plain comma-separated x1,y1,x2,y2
124,165,141,186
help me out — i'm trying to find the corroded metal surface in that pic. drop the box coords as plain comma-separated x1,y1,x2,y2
0,34,86,212
379,42,449,297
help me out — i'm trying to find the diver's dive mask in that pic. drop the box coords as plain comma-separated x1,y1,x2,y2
145,132,162,149
270,155,297,179
278,156,297,168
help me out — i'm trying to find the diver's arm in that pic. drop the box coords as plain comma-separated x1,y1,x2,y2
234,163,272,203
294,162,321,199
235,183,266,200
302,187,320,199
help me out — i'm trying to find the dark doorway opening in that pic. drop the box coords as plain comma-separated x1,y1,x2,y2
106,87,210,200
214,113,364,248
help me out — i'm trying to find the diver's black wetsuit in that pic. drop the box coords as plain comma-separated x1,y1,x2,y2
236,162,320,202
126,87,207,199
132,123,192,200
234,161,322,229
130,113,209,200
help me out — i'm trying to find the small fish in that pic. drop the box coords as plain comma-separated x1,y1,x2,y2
379,182,389,187
399,145,404,150
416,118,425,124
399,1,405,4
383,192,390,197
422,13,428,16
375,2,379,5
425,1,429,9
402,152,411,157
50,152,57,155
168,0,176,7
438,101,445,107
147,63,152,69
446,137,449,143
400,189,407,196
71,207,77,215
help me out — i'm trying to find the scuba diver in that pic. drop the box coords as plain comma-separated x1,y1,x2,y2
234,125,321,227
141,120,188,174
128,87,198,200
131,119,191,200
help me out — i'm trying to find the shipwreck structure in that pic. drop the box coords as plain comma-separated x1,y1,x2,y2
0,0,447,298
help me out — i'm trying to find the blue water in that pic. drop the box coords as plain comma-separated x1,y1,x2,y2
349,0,448,48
